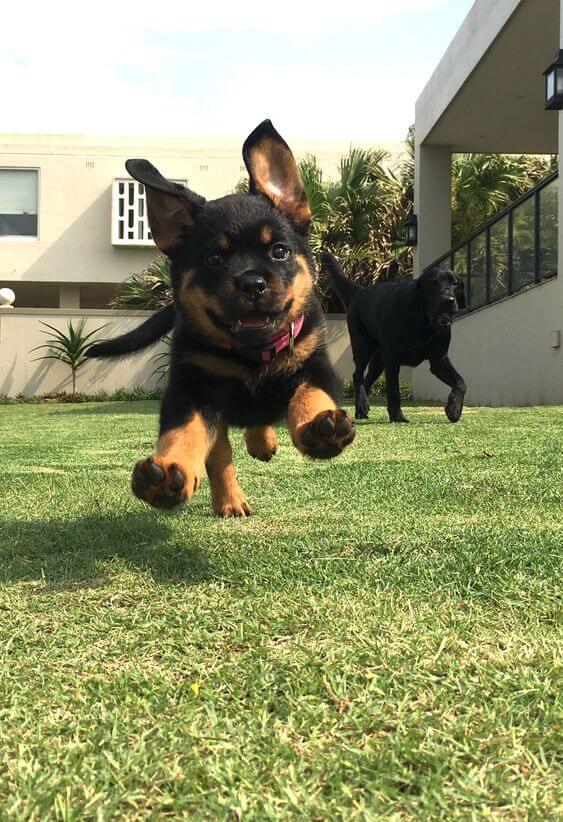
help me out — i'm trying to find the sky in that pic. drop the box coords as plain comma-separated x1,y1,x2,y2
4,0,475,143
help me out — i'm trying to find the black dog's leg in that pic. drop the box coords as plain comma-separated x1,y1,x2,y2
429,356,466,423
364,352,384,397
350,332,372,420
385,361,408,423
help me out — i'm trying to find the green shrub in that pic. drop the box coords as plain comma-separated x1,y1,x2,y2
341,378,412,401
0,386,164,405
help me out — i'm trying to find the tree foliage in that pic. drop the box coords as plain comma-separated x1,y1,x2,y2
114,130,555,311
113,256,172,309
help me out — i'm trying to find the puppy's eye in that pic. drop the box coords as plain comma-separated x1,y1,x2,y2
271,243,289,260
205,251,223,267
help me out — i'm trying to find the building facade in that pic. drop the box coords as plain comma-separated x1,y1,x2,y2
413,0,562,406
0,133,404,311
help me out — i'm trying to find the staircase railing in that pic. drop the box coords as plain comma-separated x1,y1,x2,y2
430,171,558,313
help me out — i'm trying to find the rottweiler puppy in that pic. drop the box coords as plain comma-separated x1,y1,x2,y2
87,121,355,517
322,252,467,424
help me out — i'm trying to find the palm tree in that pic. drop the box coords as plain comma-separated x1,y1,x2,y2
112,132,554,311
32,319,105,395
113,255,172,309
300,147,414,307
451,153,552,243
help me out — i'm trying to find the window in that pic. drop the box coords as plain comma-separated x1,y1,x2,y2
489,216,509,301
512,195,536,291
111,177,186,246
0,169,39,237
539,178,558,280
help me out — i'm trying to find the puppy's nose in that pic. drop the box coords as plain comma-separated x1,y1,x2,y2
237,273,267,298
446,296,456,305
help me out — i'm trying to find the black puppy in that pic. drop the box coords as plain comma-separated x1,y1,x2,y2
87,121,355,517
322,253,467,423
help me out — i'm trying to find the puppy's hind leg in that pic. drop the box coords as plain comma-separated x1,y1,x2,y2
244,425,278,462
207,427,251,518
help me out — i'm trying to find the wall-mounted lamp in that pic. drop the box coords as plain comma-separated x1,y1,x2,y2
404,214,418,247
544,50,563,110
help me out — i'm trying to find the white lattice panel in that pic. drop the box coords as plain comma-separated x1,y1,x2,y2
111,178,186,246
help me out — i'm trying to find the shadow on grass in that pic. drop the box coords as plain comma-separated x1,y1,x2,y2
0,510,211,591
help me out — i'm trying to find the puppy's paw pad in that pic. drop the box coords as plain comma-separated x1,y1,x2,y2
299,409,356,459
132,456,193,509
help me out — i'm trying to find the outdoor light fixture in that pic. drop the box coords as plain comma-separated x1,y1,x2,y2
404,214,418,247
544,50,563,110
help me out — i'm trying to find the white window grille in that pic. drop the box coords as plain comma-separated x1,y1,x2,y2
111,177,186,246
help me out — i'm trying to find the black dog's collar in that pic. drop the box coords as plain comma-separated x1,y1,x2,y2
433,312,457,327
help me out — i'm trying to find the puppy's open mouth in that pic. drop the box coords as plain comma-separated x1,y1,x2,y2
230,313,273,332
208,303,292,339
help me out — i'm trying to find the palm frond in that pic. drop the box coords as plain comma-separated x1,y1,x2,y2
113,255,172,309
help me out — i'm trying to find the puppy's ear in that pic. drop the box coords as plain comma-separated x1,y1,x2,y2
125,159,206,256
455,274,467,309
242,120,311,233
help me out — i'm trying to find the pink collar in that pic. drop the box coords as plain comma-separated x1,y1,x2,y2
217,314,305,363
260,314,305,362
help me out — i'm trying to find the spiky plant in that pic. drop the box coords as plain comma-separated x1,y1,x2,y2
113,256,172,309
149,335,171,383
32,319,105,395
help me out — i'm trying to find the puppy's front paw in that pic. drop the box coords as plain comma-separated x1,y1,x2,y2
131,456,199,509
298,409,355,459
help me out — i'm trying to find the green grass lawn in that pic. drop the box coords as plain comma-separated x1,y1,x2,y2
0,401,561,819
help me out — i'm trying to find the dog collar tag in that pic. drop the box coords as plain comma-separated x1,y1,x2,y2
289,322,295,356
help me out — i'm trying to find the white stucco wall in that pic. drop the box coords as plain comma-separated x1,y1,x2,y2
412,0,562,408
0,311,356,397
412,278,563,406
0,134,406,291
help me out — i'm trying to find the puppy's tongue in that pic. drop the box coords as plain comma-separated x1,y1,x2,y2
236,314,269,328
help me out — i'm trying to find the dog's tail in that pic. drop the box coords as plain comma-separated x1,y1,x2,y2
320,252,363,309
86,303,175,359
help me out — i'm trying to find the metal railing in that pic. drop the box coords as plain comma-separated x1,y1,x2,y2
431,171,558,313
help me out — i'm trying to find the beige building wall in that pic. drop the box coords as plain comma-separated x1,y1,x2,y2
0,133,406,305
0,311,356,397
413,0,562,407
412,278,563,406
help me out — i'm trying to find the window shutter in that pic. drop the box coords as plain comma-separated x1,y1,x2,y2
0,170,38,214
